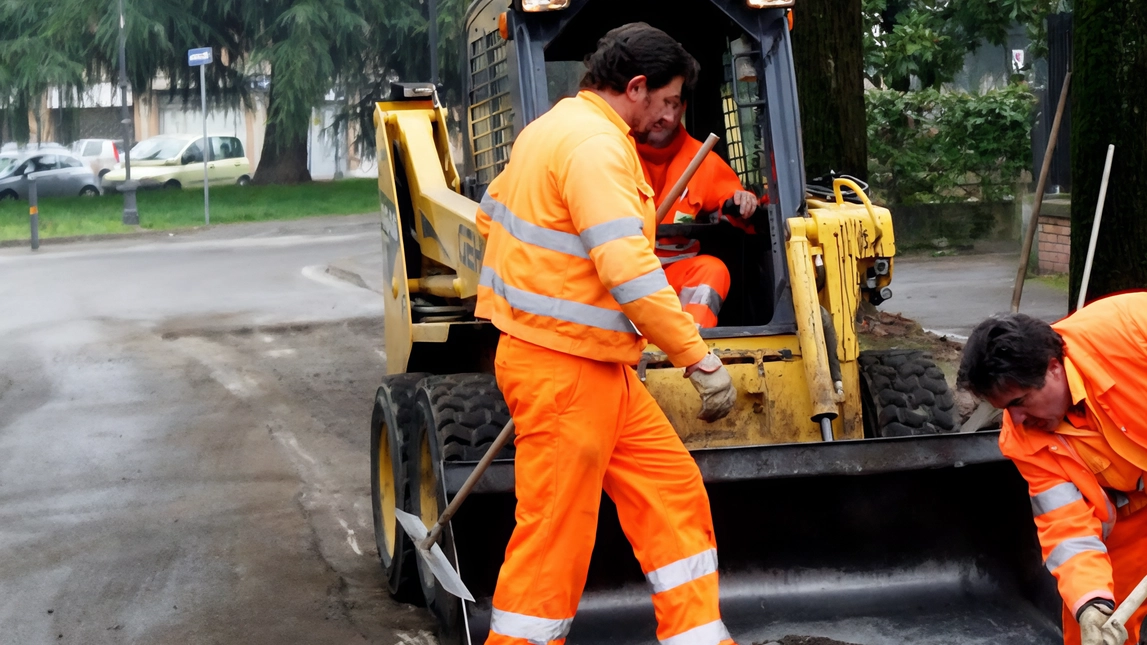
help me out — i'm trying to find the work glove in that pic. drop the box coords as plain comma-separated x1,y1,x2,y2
1079,604,1128,645
685,352,736,422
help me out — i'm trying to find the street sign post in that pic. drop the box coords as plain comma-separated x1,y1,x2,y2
188,47,212,225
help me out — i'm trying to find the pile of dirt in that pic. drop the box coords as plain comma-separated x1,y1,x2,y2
755,636,865,645
856,307,963,366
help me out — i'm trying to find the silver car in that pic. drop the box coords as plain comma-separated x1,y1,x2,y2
0,151,102,201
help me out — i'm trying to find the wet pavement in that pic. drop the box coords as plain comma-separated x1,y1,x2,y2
881,252,1068,339
0,216,434,644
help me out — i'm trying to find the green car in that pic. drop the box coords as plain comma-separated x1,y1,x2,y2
102,134,252,191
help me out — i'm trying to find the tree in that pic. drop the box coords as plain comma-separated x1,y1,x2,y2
791,0,868,180
863,0,1061,91
1069,0,1147,305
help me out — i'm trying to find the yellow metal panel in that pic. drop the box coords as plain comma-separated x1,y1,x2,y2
385,110,485,297
375,106,414,375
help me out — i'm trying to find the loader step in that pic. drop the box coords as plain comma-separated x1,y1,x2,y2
443,431,1007,496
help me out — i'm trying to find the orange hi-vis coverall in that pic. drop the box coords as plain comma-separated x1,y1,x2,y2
998,292,1147,645
475,90,735,645
636,126,751,328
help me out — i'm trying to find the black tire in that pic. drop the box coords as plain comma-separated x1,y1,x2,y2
859,349,958,437
0,190,17,201
163,179,181,190
236,175,250,186
370,372,429,604
79,186,99,197
410,373,511,643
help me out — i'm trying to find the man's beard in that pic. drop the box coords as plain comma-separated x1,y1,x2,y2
632,129,650,144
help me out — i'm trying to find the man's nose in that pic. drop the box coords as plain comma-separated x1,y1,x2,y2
1007,407,1026,426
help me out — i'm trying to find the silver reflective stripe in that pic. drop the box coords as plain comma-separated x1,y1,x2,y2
489,608,573,645
1111,490,1130,508
659,619,732,645
581,217,644,251
646,548,718,594
679,285,723,316
480,267,637,334
1046,536,1108,572
1031,483,1084,516
659,252,699,266
482,192,589,259
611,268,670,305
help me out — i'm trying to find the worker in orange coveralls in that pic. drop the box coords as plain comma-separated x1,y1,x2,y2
474,22,739,645
635,100,759,327
958,291,1147,645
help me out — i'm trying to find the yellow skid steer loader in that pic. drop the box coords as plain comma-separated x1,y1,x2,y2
368,1,1062,643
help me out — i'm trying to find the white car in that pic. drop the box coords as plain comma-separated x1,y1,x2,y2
0,151,102,200
71,139,124,180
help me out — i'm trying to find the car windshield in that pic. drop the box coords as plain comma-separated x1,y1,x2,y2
131,137,189,161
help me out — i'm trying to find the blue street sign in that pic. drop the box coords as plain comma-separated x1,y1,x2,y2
187,47,213,66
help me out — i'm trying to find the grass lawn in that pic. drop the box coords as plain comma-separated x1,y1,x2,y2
1028,272,1070,292
0,178,378,241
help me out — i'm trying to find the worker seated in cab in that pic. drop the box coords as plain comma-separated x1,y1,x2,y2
636,99,760,328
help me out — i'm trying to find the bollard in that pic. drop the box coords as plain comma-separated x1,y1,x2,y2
28,177,39,251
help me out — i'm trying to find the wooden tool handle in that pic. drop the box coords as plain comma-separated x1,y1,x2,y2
655,133,720,222
422,418,516,548
1107,573,1147,631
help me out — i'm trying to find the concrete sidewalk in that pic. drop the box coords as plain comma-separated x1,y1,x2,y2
327,248,1070,340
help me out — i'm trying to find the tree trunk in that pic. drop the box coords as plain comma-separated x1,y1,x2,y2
253,87,312,185
790,0,868,180
1070,0,1147,307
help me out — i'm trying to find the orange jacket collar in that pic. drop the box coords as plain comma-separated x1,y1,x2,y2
577,90,633,141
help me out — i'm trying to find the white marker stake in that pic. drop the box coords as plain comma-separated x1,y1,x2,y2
1077,144,1114,311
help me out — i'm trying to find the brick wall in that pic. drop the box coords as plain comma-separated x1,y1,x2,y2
1038,216,1071,274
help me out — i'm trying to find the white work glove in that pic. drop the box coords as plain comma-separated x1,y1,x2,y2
685,352,736,422
1079,604,1128,645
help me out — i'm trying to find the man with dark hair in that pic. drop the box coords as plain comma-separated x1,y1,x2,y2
636,97,759,327
958,292,1147,645
475,22,737,645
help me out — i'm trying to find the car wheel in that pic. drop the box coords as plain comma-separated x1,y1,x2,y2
236,175,251,186
0,190,18,202
164,180,182,190
79,186,100,197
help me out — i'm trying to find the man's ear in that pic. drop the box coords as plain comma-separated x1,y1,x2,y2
625,75,648,101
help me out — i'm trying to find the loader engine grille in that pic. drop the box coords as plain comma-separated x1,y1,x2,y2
469,29,514,193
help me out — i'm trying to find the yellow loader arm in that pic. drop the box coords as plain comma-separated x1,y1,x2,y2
375,89,487,375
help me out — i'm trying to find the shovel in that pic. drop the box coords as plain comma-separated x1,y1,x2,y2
1105,572,1147,636
395,418,516,602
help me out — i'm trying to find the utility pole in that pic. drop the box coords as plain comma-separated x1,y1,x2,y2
117,0,139,225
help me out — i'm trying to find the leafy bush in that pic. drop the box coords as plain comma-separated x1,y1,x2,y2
866,85,1037,204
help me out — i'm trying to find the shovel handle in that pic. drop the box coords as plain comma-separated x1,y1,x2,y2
655,133,720,222
1107,573,1147,631
422,418,516,549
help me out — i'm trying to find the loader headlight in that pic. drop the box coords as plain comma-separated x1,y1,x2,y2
746,0,794,7
521,0,570,11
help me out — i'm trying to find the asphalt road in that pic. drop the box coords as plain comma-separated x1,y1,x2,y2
884,252,1068,339
0,216,435,644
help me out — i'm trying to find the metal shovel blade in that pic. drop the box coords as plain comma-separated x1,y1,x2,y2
394,509,475,602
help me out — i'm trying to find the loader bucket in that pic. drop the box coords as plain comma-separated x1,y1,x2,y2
430,433,1062,645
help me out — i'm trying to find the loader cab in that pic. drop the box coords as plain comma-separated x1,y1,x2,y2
461,0,806,334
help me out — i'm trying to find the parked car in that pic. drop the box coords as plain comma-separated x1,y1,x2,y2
0,150,101,200
101,134,252,191
71,138,124,180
